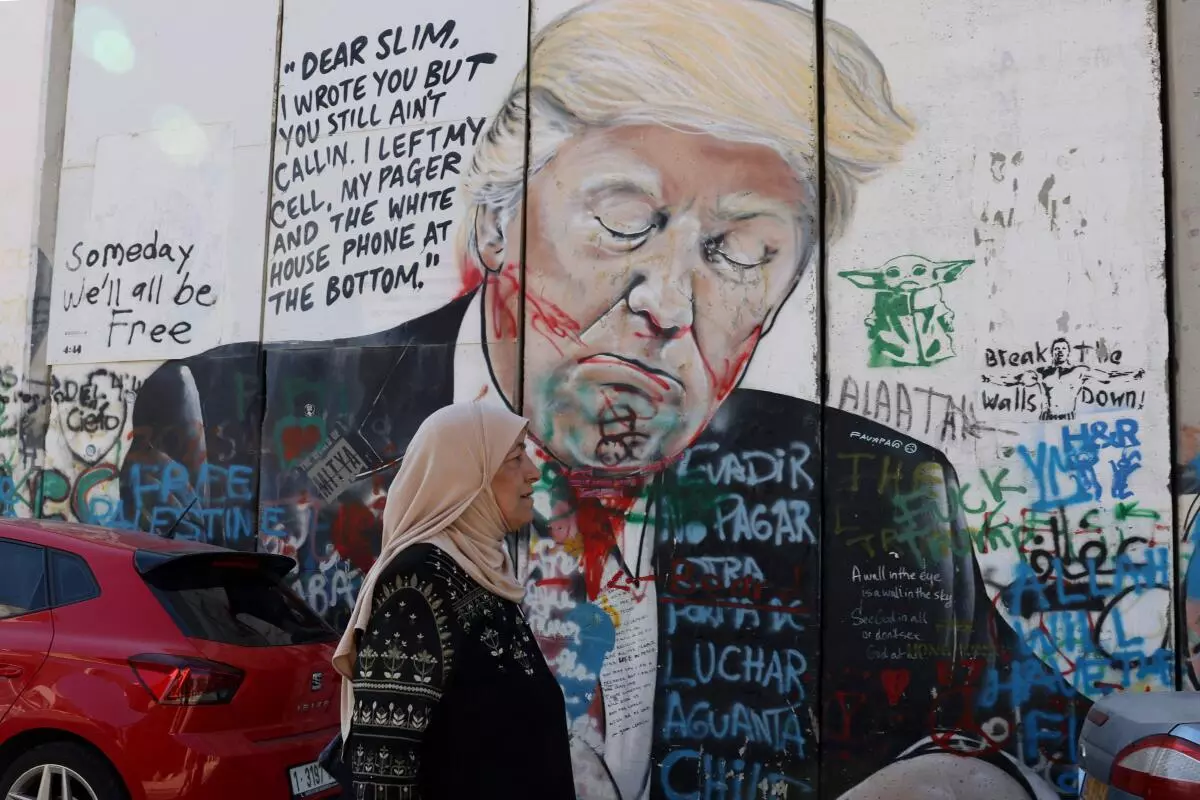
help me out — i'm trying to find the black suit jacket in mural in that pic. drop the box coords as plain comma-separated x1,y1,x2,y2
118,292,1084,798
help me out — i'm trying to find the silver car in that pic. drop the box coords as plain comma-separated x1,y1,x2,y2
1078,691,1200,799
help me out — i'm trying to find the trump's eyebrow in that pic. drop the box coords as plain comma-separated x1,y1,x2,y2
714,191,798,223
578,169,663,202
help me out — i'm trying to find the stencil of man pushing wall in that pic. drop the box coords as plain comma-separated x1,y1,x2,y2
839,255,973,368
982,337,1144,420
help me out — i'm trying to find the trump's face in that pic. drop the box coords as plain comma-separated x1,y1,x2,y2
481,124,813,473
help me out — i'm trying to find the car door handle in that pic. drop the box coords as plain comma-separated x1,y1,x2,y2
0,665,23,679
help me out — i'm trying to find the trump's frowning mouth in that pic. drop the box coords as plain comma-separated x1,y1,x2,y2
574,353,685,403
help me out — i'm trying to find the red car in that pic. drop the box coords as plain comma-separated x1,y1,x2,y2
0,518,343,800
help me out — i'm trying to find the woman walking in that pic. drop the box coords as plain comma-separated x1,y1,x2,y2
332,401,575,799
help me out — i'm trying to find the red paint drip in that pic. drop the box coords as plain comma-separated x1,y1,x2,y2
577,497,630,601
567,476,642,602
485,266,521,341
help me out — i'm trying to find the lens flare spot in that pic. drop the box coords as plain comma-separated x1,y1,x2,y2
75,6,135,74
151,106,209,165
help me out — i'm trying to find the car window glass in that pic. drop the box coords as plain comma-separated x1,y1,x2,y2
50,550,99,606
0,540,47,620
143,558,336,647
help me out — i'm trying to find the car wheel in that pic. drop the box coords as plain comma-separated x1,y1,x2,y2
0,742,127,800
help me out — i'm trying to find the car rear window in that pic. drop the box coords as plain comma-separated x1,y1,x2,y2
0,539,47,619
51,550,99,606
139,554,337,647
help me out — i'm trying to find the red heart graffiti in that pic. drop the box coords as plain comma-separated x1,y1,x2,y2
281,424,321,463
881,669,910,706
331,500,381,573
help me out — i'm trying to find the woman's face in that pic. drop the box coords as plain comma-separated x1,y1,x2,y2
491,434,539,530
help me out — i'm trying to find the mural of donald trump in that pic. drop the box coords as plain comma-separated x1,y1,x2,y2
123,0,1074,798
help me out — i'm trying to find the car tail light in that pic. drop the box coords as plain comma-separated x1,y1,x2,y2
129,654,244,705
1086,707,1109,727
1110,734,1200,800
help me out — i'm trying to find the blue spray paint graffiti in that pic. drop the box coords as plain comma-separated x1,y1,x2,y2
1018,419,1142,510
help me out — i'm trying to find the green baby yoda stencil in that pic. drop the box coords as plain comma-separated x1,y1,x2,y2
839,255,973,368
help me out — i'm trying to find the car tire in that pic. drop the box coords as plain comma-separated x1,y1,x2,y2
0,741,128,800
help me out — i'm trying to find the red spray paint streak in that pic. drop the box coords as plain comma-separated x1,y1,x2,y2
486,265,521,341
880,668,911,706
324,471,394,572
485,264,584,356
605,568,656,603
332,501,381,573
928,657,1006,756
538,466,649,601
701,325,763,405
574,489,640,601
828,690,869,742
457,255,486,298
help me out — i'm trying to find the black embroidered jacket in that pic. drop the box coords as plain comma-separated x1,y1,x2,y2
346,543,575,800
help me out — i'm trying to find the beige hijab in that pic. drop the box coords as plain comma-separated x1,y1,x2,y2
332,400,529,740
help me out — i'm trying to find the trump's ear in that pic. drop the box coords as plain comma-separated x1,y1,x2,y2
472,205,507,273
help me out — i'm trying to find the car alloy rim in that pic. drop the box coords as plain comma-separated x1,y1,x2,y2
6,763,100,800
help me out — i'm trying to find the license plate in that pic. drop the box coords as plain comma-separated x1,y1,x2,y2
1081,776,1108,800
288,761,337,799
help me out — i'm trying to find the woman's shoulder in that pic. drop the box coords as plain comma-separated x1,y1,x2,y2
374,542,471,594
368,544,466,620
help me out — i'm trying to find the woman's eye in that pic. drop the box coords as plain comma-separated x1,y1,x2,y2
595,216,655,240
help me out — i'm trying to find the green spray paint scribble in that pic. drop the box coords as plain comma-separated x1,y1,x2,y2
839,255,973,368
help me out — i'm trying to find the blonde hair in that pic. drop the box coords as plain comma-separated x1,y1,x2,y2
463,0,914,266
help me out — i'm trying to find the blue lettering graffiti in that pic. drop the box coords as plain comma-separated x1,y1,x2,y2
0,474,18,517
980,654,1071,708
676,441,814,492
555,602,614,723
1109,450,1142,500
662,599,804,636
1005,547,1170,613
1018,418,1142,509
712,495,815,546
1022,709,1078,765
659,749,811,800
80,460,261,542
661,693,807,758
663,601,761,636
662,643,806,696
